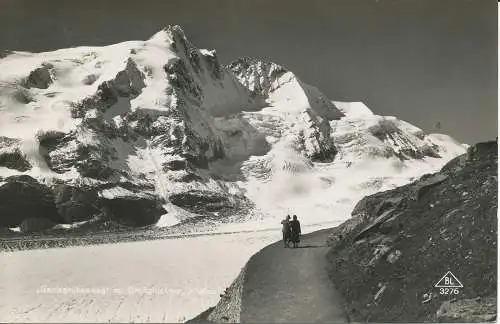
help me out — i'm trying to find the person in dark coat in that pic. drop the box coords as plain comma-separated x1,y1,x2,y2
280,215,291,248
290,215,301,248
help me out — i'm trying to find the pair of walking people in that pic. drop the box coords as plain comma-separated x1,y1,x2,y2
281,215,301,248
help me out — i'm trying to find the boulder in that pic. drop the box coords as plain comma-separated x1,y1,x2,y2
25,64,53,89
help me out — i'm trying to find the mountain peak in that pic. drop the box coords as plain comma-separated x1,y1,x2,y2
149,25,186,41
147,25,193,53
0,27,466,234
228,57,289,96
228,56,288,72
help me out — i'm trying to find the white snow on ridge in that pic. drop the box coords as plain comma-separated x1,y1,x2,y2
332,100,374,118
199,49,215,57
427,133,470,152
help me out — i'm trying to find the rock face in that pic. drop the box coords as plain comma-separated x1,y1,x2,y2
0,149,31,171
325,140,497,322
98,186,166,226
0,175,166,231
53,184,100,223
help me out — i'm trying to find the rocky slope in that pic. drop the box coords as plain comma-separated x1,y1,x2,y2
325,140,497,322
0,26,466,235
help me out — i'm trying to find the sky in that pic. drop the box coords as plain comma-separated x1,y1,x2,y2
0,0,496,144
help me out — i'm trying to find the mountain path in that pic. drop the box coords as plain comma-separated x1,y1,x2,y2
240,228,348,322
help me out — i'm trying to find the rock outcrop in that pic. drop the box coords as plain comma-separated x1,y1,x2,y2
0,137,31,171
228,57,288,97
0,175,62,228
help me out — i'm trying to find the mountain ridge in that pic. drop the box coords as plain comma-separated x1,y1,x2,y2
0,25,466,235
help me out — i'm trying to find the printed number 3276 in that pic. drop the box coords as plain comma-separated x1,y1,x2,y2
440,288,459,295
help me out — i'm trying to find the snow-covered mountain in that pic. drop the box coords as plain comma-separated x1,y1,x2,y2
0,26,466,233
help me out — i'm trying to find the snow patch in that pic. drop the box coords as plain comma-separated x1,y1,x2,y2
333,101,374,118
200,49,215,57
99,187,149,199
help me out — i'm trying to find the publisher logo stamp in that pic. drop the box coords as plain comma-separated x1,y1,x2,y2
435,271,463,295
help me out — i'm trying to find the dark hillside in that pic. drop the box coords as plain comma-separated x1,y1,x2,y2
326,140,497,322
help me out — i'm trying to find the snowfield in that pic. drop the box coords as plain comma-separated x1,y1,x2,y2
0,25,467,322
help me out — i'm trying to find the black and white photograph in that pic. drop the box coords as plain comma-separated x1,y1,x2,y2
0,0,497,322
